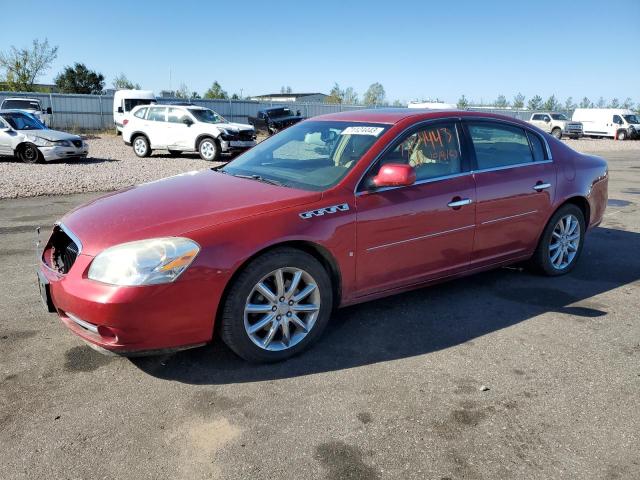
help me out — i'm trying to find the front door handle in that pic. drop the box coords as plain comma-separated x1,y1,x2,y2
533,182,551,191
447,198,473,208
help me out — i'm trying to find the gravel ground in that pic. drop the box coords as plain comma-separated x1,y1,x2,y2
0,134,638,199
0,150,638,479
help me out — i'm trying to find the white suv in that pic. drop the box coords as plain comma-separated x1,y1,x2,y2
123,105,256,161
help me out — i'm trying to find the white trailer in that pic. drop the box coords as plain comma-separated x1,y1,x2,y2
113,90,156,134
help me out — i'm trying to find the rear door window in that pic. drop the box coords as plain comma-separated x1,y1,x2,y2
168,108,188,123
147,107,167,122
467,122,534,169
526,131,547,161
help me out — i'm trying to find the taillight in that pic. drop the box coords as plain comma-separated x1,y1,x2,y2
123,119,129,126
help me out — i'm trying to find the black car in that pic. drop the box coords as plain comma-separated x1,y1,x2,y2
248,107,304,135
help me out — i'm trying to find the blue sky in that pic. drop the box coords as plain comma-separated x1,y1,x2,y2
1,0,638,104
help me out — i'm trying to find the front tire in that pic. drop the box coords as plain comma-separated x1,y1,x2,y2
220,248,333,363
530,204,585,276
551,128,562,139
198,137,220,161
18,143,42,164
616,130,627,141
133,135,150,157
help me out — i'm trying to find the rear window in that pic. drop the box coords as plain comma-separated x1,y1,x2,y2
2,99,41,110
468,122,533,169
124,98,153,112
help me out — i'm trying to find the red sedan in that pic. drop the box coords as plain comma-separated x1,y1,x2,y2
37,110,608,362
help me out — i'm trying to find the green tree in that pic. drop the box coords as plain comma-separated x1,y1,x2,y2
579,97,592,108
0,38,58,91
54,63,104,94
203,81,228,99
457,94,469,109
596,97,606,108
112,73,140,90
391,99,404,107
363,82,386,106
231,93,239,100
527,95,543,110
325,82,343,104
174,83,190,99
564,97,576,111
622,97,634,109
608,98,620,108
343,87,358,105
543,94,559,111
512,92,525,109
494,94,509,108
191,91,201,99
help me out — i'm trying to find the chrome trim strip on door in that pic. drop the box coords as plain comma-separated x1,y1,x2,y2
366,224,476,252
480,210,538,226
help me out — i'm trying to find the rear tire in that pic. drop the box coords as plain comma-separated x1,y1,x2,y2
220,248,333,363
551,128,562,139
198,137,220,161
133,135,150,157
529,204,585,276
17,143,42,164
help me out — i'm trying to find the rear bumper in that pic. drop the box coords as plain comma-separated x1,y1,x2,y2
38,253,225,354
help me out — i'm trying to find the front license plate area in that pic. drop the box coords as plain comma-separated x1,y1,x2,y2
37,270,56,313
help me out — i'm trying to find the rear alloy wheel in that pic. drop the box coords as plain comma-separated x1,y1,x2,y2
220,248,332,362
18,143,42,164
133,136,150,157
198,137,219,161
551,128,562,139
617,130,627,141
530,204,585,276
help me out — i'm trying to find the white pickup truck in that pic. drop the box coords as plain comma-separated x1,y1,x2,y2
529,112,583,139
0,97,52,126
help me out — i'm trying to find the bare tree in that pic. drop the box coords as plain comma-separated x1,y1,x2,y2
113,73,140,90
363,82,386,106
0,38,58,91
343,87,358,105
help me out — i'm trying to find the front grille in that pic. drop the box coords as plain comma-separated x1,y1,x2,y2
72,140,83,148
48,226,80,274
238,130,256,141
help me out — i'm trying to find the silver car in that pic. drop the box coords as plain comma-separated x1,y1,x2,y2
0,110,88,163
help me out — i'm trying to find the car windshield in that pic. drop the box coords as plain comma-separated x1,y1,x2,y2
266,108,292,117
1,99,41,110
623,114,639,124
550,114,568,120
0,111,46,130
188,108,226,124
221,121,388,191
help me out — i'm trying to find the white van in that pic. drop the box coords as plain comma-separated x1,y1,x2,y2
113,90,155,134
572,108,640,140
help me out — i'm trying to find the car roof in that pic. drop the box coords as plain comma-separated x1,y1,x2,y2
314,108,533,127
0,109,36,114
1,97,40,102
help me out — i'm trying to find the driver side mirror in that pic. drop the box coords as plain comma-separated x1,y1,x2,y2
117,107,124,114
544,117,550,123
183,117,193,126
372,164,416,188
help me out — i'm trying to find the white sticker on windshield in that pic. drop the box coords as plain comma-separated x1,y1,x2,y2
341,126,384,136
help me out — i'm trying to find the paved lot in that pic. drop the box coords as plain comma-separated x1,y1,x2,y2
1,150,639,479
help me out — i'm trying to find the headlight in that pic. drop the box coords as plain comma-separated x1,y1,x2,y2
28,136,54,147
88,237,200,286
54,140,72,147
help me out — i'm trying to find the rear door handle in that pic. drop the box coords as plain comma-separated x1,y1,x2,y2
447,198,473,208
533,182,551,191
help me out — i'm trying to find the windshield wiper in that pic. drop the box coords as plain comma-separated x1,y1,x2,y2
225,172,287,187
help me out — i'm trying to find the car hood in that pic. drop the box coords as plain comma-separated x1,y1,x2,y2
21,129,81,141
214,122,254,132
60,169,321,256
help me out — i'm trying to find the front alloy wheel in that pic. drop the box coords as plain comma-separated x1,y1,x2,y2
244,267,320,352
198,138,219,161
220,248,332,362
